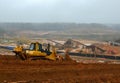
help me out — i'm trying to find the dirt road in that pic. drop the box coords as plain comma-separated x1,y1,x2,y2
0,55,120,83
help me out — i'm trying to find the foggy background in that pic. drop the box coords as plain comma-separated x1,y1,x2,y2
0,0,120,24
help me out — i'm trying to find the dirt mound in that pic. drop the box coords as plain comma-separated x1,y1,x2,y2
0,55,120,83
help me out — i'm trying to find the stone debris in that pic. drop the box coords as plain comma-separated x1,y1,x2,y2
0,48,15,56
71,56,120,64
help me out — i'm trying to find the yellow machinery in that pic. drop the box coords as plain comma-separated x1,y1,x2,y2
13,42,57,60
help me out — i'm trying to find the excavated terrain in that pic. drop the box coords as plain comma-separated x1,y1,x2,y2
0,55,120,83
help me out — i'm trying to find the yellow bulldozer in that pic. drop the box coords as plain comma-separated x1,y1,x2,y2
13,42,58,60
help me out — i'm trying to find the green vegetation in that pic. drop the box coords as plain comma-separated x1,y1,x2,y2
0,27,5,37
0,23,120,41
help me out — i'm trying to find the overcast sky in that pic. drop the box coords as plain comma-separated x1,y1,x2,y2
0,0,120,23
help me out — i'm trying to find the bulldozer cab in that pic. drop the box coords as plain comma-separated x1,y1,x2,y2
29,42,52,55
29,43,35,50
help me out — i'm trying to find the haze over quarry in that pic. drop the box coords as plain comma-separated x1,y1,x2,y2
0,0,120,24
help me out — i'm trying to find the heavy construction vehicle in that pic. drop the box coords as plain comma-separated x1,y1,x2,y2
13,42,58,60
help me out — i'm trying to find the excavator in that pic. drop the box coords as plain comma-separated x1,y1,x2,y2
13,42,58,60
